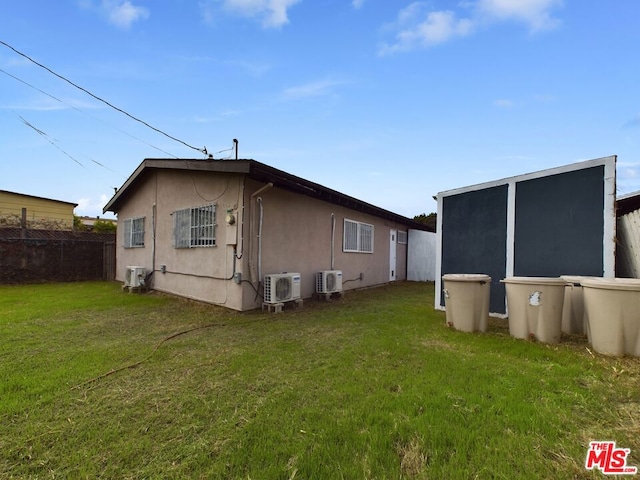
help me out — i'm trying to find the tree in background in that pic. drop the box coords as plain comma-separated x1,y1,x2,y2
413,212,436,231
73,215,116,233
93,219,117,233
73,215,87,231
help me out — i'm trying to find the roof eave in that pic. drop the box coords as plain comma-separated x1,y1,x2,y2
103,158,433,231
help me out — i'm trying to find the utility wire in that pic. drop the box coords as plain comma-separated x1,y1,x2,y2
15,109,120,174
16,112,85,167
0,39,207,155
0,67,180,159
214,143,235,160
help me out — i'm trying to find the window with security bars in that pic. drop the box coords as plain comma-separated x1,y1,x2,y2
343,219,374,253
398,231,408,244
173,204,216,248
123,217,145,248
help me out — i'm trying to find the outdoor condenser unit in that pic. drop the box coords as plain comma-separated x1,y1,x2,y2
263,273,301,304
316,270,343,294
124,266,146,288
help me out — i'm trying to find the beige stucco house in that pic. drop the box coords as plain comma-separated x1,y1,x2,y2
104,158,432,311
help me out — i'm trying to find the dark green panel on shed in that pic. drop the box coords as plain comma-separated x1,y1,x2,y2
513,166,605,277
441,185,508,313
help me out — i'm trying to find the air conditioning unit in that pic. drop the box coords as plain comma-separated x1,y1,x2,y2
316,270,343,294
264,273,301,304
124,266,146,288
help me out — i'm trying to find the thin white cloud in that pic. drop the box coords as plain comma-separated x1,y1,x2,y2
532,93,555,103
352,0,365,9
494,155,537,162
79,0,150,29
380,0,562,55
492,94,556,109
281,78,349,100
477,0,562,32
224,59,272,77
379,4,475,55
106,0,149,28
623,114,640,129
202,0,301,28
5,96,104,112
494,98,515,108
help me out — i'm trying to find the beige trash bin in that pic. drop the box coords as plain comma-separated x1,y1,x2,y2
501,277,566,344
442,274,491,332
560,275,598,335
580,278,640,357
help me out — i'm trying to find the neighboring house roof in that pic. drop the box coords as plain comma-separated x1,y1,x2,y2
0,189,78,207
79,216,117,226
617,190,640,217
104,158,433,232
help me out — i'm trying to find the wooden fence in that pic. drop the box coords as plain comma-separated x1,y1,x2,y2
0,228,116,284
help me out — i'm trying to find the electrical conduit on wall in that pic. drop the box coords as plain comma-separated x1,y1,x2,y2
331,213,335,270
248,183,273,283
257,197,264,284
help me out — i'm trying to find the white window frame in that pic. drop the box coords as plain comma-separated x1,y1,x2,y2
398,231,408,245
173,204,216,248
123,217,145,248
343,219,374,253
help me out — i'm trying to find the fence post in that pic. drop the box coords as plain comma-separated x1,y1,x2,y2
21,207,27,239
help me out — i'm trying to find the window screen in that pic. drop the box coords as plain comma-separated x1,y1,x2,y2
344,219,374,253
174,204,216,248
123,217,145,248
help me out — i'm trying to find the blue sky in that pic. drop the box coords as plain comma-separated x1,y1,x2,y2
1,0,639,219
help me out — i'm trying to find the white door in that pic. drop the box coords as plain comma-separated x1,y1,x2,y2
389,229,397,281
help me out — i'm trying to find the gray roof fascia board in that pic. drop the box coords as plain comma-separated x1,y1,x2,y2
103,158,432,231
244,161,431,230
251,164,430,229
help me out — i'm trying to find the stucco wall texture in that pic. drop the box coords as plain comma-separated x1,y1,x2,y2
115,170,410,311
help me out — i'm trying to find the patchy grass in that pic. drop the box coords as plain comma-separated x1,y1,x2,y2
0,281,638,478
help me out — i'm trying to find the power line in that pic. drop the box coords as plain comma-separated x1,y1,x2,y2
0,67,180,159
15,111,84,167
0,39,208,155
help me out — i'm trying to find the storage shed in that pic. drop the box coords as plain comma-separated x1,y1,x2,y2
435,156,617,314
616,190,640,278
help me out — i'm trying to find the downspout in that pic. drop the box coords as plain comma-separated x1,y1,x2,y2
152,203,157,277
248,182,273,283
235,179,245,260
148,171,158,287
257,197,264,282
331,213,336,270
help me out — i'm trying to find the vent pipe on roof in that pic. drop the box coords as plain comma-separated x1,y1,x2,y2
233,138,238,160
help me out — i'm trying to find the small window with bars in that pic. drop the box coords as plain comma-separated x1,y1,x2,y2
398,231,408,245
343,219,374,253
123,217,145,248
173,204,216,248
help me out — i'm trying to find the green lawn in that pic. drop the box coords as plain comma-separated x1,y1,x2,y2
0,281,638,479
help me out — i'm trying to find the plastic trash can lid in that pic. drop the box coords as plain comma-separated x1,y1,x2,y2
560,275,602,285
580,277,640,291
500,276,566,285
442,274,491,282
